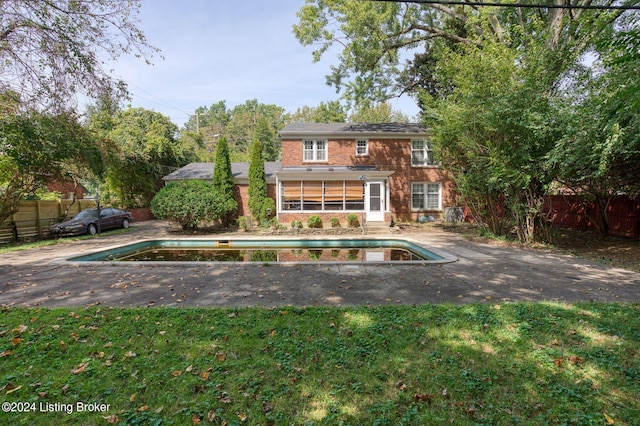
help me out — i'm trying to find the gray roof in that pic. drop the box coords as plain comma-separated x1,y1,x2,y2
279,122,428,138
163,161,282,182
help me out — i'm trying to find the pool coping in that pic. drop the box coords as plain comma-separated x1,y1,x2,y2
58,235,458,266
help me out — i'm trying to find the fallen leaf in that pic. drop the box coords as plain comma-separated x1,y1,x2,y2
11,337,21,346
192,415,201,424
604,413,614,424
72,363,88,374
12,324,28,333
208,410,217,421
215,353,226,362
554,358,564,368
171,370,182,377
238,413,247,422
102,415,119,424
6,384,22,394
59,341,67,350
569,355,585,365
1,350,11,357
200,371,210,381
413,393,433,403
130,393,137,402
186,365,193,373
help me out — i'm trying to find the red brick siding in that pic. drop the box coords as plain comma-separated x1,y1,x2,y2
281,138,456,222
235,183,276,217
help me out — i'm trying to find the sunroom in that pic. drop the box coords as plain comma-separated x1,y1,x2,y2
275,166,394,225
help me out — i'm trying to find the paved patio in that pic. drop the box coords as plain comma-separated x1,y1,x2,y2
1,221,638,308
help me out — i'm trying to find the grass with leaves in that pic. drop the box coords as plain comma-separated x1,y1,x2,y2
1,303,639,425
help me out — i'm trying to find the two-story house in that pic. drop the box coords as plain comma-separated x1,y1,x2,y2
163,122,455,226
276,123,454,225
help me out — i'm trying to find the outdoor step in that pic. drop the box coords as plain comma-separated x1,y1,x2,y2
365,222,392,234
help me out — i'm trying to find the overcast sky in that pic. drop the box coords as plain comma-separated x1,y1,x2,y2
108,0,420,127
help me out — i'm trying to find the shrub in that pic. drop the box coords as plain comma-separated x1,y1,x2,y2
268,217,286,230
307,215,323,229
347,213,360,228
238,216,249,231
290,220,303,229
150,180,235,230
259,197,276,226
330,217,341,228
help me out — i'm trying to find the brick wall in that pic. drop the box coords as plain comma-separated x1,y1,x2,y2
235,183,276,217
281,137,455,222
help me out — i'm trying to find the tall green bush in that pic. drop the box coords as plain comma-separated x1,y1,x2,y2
150,180,235,230
212,136,237,226
248,139,269,224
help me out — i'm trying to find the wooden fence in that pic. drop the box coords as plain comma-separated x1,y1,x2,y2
0,199,96,243
549,195,640,239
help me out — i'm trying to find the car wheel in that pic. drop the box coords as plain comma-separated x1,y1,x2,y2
122,218,130,229
87,224,98,235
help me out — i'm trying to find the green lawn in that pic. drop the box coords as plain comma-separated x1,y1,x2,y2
1,303,638,425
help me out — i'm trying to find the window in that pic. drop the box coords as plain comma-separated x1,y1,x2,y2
411,139,435,166
280,180,364,211
303,140,327,162
356,139,368,156
411,182,442,210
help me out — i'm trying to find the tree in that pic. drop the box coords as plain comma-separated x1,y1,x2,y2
429,37,561,243
0,0,159,111
150,180,233,231
289,101,348,123
248,139,269,224
294,0,635,106
547,19,640,235
212,136,237,226
101,108,198,208
349,101,410,123
0,105,104,225
185,99,287,162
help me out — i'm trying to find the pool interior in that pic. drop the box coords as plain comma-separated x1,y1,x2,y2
70,239,445,263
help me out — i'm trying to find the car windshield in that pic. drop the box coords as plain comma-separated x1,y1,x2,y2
74,210,98,220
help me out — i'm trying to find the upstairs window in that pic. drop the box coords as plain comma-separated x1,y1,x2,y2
303,140,327,162
356,139,368,156
411,139,435,166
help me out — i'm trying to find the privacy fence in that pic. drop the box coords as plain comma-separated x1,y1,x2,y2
549,195,640,240
0,199,96,243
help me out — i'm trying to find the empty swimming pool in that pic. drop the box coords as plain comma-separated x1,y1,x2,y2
69,238,455,264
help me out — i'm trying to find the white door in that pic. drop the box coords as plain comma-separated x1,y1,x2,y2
366,181,385,222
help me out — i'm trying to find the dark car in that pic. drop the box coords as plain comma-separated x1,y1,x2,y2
51,208,132,237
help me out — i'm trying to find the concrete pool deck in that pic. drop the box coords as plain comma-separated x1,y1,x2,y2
1,220,638,308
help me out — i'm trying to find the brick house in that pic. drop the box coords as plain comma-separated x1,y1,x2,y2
163,123,455,226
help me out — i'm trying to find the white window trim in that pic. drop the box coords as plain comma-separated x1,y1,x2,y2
303,139,327,162
356,139,369,156
411,139,436,167
411,182,442,211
